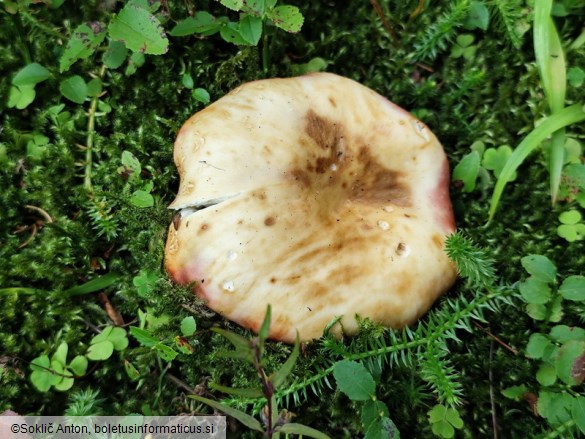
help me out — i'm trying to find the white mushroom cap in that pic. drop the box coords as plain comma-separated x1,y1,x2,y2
165,73,457,343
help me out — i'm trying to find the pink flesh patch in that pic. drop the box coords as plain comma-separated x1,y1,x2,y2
430,157,456,233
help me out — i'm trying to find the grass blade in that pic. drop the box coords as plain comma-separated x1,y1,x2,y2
488,104,585,221
61,273,120,297
189,394,263,432
534,1,567,204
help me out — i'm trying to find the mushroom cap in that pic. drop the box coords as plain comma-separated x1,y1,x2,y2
165,72,457,343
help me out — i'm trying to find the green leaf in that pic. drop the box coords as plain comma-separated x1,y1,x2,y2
219,0,244,11
488,104,585,220
108,327,129,351
444,408,463,429
526,333,553,359
30,355,59,392
108,4,169,55
534,0,566,114
277,423,332,439
559,210,582,225
51,361,74,391
87,78,103,97
69,355,88,376
555,340,585,385
129,326,159,347
8,85,36,109
26,134,50,160
211,328,253,363
12,63,51,86
154,344,178,362
333,360,375,401
550,325,585,343
537,390,573,423
271,332,300,388
180,316,197,336
132,270,158,297
559,275,585,301
482,145,517,180
452,151,480,192
181,73,194,89
361,400,390,430
267,5,303,32
209,382,263,398
526,303,546,320
219,22,249,45
557,223,585,242
521,255,557,283
124,359,140,381
568,67,585,88
501,385,528,400
52,342,68,366
192,88,210,104
125,52,146,75
60,23,107,72
121,150,142,179
170,12,219,36
189,395,263,431
456,34,474,48
61,272,120,296
60,75,88,104
428,404,463,438
130,190,154,208
572,396,585,434
536,362,557,386
519,277,551,304
86,340,114,361
103,40,128,69
238,14,262,45
258,304,272,342
464,1,489,30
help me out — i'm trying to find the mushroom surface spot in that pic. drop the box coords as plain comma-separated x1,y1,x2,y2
165,73,457,343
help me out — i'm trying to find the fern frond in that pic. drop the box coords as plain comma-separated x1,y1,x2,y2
413,0,471,61
419,344,464,407
445,231,496,288
86,196,119,240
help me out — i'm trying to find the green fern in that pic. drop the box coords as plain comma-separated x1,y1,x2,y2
86,196,119,241
445,232,496,288
419,343,464,408
413,0,471,61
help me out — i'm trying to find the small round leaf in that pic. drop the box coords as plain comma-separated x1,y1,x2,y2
86,340,115,361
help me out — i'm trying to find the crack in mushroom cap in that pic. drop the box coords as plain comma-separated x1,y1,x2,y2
165,72,457,343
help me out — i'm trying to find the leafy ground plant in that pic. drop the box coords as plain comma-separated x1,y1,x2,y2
190,306,329,439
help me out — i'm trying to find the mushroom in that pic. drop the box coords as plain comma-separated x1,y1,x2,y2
165,72,457,343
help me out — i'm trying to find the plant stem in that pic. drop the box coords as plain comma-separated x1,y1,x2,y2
84,65,107,193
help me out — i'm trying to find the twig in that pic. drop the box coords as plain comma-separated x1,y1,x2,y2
97,292,125,326
84,64,107,193
473,322,518,355
489,341,499,439
370,0,398,43
24,204,53,223
167,373,198,395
